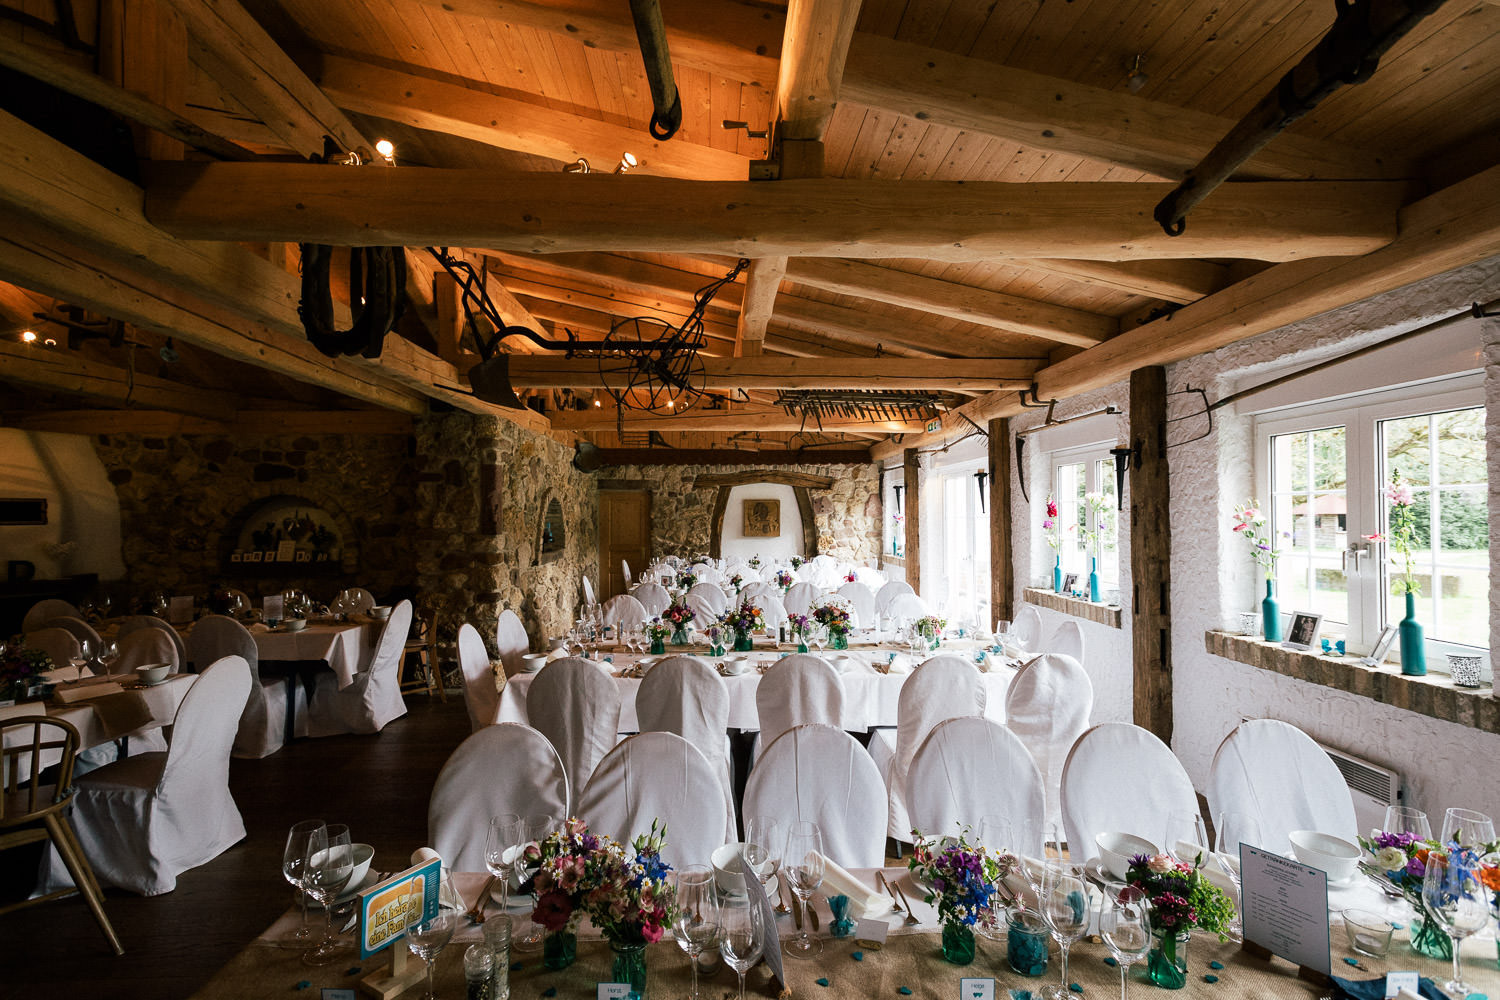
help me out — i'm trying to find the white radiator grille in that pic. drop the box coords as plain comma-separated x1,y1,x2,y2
1317,740,1401,833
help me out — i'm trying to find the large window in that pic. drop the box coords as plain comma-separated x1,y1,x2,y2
1051,445,1120,593
1255,377,1487,672
934,459,990,630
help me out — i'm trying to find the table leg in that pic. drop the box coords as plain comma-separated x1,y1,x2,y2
284,676,297,745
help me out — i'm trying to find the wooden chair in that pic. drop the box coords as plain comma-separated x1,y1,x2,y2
399,610,445,702
0,716,123,954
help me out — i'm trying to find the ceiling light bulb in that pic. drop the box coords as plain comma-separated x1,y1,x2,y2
1126,54,1149,93
667,399,675,408
43,337,57,347
374,138,395,162
614,152,638,174
21,329,36,343
563,157,591,174
594,399,602,407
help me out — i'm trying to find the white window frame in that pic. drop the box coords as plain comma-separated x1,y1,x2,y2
933,456,990,629
1049,442,1121,591
1253,373,1487,675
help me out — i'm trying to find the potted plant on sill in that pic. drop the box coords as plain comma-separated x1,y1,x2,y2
1368,469,1425,675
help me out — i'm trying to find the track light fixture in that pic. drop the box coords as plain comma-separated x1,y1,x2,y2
1126,54,1149,93
614,152,638,174
563,157,591,173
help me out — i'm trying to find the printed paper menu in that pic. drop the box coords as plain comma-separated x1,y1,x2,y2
1240,844,1331,978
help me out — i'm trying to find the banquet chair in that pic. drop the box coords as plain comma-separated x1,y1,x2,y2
907,716,1046,854
42,616,101,663
49,655,251,895
757,593,789,630
398,610,445,702
1046,620,1085,663
527,657,623,813
187,614,302,758
1206,718,1357,856
306,600,412,737
883,591,931,623
740,581,778,605
455,623,501,732
1005,653,1092,835
428,722,568,872
1011,605,1043,653
116,616,188,674
578,732,731,869
1061,722,1198,864
874,580,915,617
622,559,633,588
755,653,846,747
684,592,720,626
686,583,727,616
635,655,735,831
494,608,531,679
853,566,887,588
23,627,80,670
869,654,987,845
629,583,670,617
690,563,723,586
743,723,886,869
115,627,180,675
581,574,596,607
836,582,876,627
603,594,648,631
782,581,823,616
0,716,123,954
21,598,80,633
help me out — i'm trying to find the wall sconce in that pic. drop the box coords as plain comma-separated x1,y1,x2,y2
892,483,904,513
1109,446,1132,511
614,152,638,174
974,469,988,514
563,157,591,173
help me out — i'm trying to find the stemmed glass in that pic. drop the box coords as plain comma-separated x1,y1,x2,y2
1212,810,1261,942
719,895,765,1000
1422,846,1489,997
1039,862,1090,1000
1163,810,1209,868
97,641,120,675
281,819,325,947
512,814,556,952
484,813,525,924
1385,805,1433,842
976,816,1015,939
1100,889,1152,999
302,823,355,966
1440,808,1495,850
671,866,720,1000
810,624,828,656
783,821,825,957
405,871,459,1000
744,816,784,907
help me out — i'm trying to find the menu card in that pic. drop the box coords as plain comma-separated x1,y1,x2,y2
263,595,284,621
1240,844,1331,979
737,856,785,991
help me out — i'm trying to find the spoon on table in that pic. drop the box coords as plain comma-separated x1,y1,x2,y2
890,881,920,925
466,874,498,924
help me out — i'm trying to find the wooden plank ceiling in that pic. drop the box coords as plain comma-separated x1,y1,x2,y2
0,0,1497,459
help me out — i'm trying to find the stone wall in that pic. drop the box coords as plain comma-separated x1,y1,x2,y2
602,462,882,566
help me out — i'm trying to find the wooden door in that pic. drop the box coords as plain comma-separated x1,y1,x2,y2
599,490,651,600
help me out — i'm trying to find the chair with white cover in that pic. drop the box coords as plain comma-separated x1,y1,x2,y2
874,581,915,617
581,575,596,607
743,723,886,869
870,654,987,843
689,563,723,586
21,599,80,633
1011,605,1043,653
1046,620,1085,662
115,627,180,676
187,614,300,758
603,594,649,630
24,628,79,670
428,722,569,872
494,609,530,679
622,559,633,588
527,657,623,812
306,600,412,737
41,616,101,662
455,623,501,732
907,717,1046,852
782,582,823,616
1005,653,1092,835
1206,719,1357,856
50,655,251,895
853,566,887,589
686,583,727,617
116,617,187,674
755,653,845,747
636,656,734,835
1061,722,1198,864
883,591,931,623
684,592,720,627
740,581,778,605
578,732,730,869
629,583,670,617
836,582,876,627
756,593,789,630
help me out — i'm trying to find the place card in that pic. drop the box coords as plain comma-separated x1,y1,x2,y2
854,916,890,948
1239,843,1331,981
1384,971,1419,998
597,984,633,1000
321,990,357,1000
960,977,995,1000
263,595,284,620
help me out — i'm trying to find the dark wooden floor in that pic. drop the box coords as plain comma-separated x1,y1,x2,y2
0,695,471,1000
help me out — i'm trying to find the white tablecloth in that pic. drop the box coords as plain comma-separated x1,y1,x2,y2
2,672,196,773
247,622,373,689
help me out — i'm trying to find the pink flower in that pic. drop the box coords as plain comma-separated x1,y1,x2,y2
1363,533,1384,542
1232,521,1248,532
1146,854,1174,874
534,889,574,931
641,922,664,943
1042,519,1054,529
1385,484,1413,506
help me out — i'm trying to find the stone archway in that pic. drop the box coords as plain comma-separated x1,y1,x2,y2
696,470,835,560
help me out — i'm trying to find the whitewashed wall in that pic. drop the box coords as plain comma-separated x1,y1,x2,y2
721,483,803,563
0,430,124,580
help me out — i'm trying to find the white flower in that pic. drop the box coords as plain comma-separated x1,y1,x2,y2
1146,854,1174,874
1375,846,1407,872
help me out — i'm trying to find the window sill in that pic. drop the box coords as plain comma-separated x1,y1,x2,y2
1204,630,1500,735
1023,588,1122,629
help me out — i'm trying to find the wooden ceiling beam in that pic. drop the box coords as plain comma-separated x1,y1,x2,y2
4,408,414,436
552,404,927,433
0,340,240,420
774,0,861,142
1018,258,1230,305
784,258,1115,347
595,448,872,465
513,294,739,347
774,295,1037,357
144,164,1404,263
314,55,749,180
736,257,786,357
505,355,1038,391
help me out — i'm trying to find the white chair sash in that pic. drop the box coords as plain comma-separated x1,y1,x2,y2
1061,722,1198,864
743,723,885,869
755,653,846,746
1005,652,1092,834
907,716,1046,853
527,657,623,813
1206,719,1357,856
456,623,500,732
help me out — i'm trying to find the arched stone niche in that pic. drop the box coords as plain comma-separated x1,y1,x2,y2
697,470,835,560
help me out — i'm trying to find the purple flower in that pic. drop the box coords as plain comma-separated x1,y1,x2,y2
1405,856,1426,879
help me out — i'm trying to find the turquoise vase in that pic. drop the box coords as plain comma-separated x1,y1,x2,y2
1053,554,1063,593
648,636,665,655
542,929,577,971
671,626,690,646
733,629,754,652
1399,590,1425,675
940,921,976,965
1261,579,1281,642
608,939,648,998
1088,556,1100,603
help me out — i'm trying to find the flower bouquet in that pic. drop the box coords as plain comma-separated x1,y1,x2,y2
644,618,672,655
844,571,858,583
749,555,763,569
675,571,696,591
721,602,764,652
1360,828,1455,959
908,829,1019,965
0,642,54,702
812,597,853,649
786,612,811,652
729,573,744,592
1081,492,1110,601
583,820,676,994
914,614,947,650
662,601,695,645
520,818,608,969
1231,499,1288,641
1042,494,1062,592
772,568,794,591
1124,852,1235,989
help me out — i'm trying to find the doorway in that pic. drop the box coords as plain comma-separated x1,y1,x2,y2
599,490,651,600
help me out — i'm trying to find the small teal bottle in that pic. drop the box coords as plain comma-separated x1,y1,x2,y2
1261,579,1281,642
1398,591,1425,675
1088,556,1100,603
1053,554,1063,593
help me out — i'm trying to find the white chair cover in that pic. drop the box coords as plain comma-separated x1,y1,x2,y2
581,575,596,607
1206,719,1357,856
428,722,569,872
1047,620,1085,662
578,732,730,869
188,614,299,758
740,581,778,605
603,594,648,630
456,623,501,732
21,598,80,633
836,582,876,627
804,556,842,589
872,654,987,842
1012,605,1043,652
782,582,823,616
686,583,727,616
495,608,531,679
755,653,845,747
24,627,79,668
42,616,101,659
1061,722,1198,863
528,657,623,812
874,581,915,616
907,717,1046,853
743,724,886,869
684,592,720,625
622,559,633,588
630,583,670,617
50,655,250,895
756,593,789,630
1005,653,1092,834
306,600,412,736
689,563,723,586
883,591,931,621
116,628,181,675
852,566,887,588
636,655,734,834
117,616,188,674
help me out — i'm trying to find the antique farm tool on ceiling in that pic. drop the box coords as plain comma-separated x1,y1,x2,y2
298,243,406,359
774,389,959,430
628,0,682,140
1153,0,1445,236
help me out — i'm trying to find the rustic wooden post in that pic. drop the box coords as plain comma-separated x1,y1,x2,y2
988,417,1014,627
903,447,921,595
1130,366,1172,743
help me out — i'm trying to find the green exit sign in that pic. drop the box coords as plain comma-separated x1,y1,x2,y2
925,417,942,434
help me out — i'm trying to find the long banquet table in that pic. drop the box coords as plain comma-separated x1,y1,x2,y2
0,671,195,769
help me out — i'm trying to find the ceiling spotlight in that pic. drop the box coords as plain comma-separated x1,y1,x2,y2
666,398,675,408
159,337,179,363
43,337,57,347
563,157,591,173
1126,54,1149,94
594,398,602,407
374,138,396,164
614,152,638,174
21,329,36,343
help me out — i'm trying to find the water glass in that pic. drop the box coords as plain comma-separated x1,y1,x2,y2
281,819,325,947
512,814,556,952
1100,893,1152,999
1384,805,1432,842
671,866,720,1000
719,896,764,1000
1440,808,1495,850
483,916,511,1000
302,823,354,966
484,813,524,920
1039,863,1089,1000
1423,847,1489,997
407,873,459,1000
783,821,825,958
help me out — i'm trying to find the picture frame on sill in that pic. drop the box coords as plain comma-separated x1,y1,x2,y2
1061,573,1079,594
1282,610,1323,651
1360,625,1398,667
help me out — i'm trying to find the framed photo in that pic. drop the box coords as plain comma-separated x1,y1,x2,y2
1361,625,1398,666
743,498,780,537
1282,610,1324,651
1061,573,1080,594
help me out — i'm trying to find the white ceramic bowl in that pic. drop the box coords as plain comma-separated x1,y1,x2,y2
135,663,171,685
711,842,749,896
722,657,751,676
1096,831,1158,880
281,618,308,632
1289,830,1361,883
348,842,375,889
520,652,548,673
368,605,392,620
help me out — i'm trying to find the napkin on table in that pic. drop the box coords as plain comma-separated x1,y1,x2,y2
1329,976,1442,1000
53,681,126,703
812,852,886,918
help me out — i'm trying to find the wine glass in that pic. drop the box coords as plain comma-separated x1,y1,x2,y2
1163,810,1209,868
302,823,355,966
810,624,828,656
976,816,1015,939
719,895,765,1000
484,813,525,923
406,871,459,1000
281,820,325,947
1423,846,1489,997
1385,805,1433,842
97,641,120,675
744,816,784,908
1440,808,1495,850
1039,862,1090,1000
672,866,720,1000
1212,810,1261,943
783,821,825,958
513,814,556,952
1100,891,1152,999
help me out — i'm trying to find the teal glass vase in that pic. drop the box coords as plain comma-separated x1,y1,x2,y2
648,636,665,655
733,629,754,652
608,939,648,998
1147,929,1189,989
1088,556,1100,602
940,921,976,965
1053,555,1063,593
1261,579,1281,642
542,929,577,971
1399,590,1425,675
1410,910,1452,960
797,641,808,653
670,626,690,646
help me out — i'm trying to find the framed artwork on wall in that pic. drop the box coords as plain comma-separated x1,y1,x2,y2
743,498,780,537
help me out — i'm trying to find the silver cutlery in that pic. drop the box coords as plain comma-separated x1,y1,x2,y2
889,879,920,925
467,874,498,924
874,870,903,913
